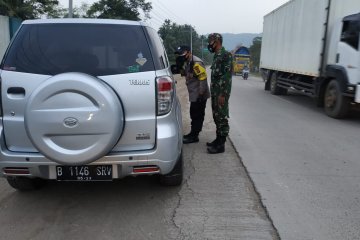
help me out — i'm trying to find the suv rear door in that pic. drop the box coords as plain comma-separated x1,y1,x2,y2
1,20,157,153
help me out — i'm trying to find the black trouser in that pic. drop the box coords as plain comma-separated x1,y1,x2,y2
190,99,207,136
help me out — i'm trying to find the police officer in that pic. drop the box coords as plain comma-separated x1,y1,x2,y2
175,45,210,144
206,33,232,154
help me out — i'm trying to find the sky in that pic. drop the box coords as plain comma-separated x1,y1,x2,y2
58,0,289,34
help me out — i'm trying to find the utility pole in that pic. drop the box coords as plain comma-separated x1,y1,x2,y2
69,0,73,18
190,26,193,53
201,36,204,60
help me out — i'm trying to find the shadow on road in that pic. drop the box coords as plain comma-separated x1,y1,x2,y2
0,176,180,239
276,90,360,123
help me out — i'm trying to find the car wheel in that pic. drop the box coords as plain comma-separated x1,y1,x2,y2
7,177,46,191
159,153,183,186
324,79,350,118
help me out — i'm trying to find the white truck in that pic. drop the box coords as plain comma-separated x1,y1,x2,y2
260,0,360,118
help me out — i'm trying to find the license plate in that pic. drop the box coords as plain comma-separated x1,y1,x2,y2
56,165,112,181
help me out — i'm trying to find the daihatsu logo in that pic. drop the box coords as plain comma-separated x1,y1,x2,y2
64,117,79,128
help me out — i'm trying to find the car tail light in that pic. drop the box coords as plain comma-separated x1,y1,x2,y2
3,167,30,175
133,166,160,173
157,76,174,115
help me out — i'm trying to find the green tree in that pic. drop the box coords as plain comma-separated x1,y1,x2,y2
86,0,151,20
249,36,262,72
158,19,212,65
54,2,90,18
0,0,59,20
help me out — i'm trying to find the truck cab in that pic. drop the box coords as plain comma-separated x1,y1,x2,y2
324,13,360,117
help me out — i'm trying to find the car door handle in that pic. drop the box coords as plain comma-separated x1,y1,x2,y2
7,87,26,98
348,65,357,69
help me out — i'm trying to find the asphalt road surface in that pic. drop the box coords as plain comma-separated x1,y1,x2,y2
229,74,360,240
0,75,278,240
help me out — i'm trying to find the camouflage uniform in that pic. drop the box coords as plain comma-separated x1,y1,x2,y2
210,47,232,137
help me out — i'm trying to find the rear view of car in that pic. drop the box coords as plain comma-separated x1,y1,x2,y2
0,19,183,190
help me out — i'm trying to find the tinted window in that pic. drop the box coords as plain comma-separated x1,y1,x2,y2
2,24,154,75
146,27,169,70
341,21,360,50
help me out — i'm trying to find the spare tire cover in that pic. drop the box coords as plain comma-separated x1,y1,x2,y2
25,73,124,165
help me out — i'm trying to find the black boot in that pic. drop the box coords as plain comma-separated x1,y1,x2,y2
207,136,226,154
183,132,199,144
206,136,219,147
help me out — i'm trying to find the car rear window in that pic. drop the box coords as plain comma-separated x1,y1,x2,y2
2,23,155,76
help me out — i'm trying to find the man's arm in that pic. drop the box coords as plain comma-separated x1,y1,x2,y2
219,52,232,99
193,62,207,96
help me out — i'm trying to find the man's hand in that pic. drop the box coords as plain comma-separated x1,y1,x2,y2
218,95,225,106
197,93,205,102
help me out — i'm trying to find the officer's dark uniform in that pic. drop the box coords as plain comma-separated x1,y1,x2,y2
207,33,232,154
175,46,210,144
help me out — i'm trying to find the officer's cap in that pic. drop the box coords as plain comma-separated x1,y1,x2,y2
174,45,190,56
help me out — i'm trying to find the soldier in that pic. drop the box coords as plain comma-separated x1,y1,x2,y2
206,33,233,154
175,45,210,144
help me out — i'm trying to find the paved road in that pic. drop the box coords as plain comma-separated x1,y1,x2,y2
0,75,278,240
229,75,360,240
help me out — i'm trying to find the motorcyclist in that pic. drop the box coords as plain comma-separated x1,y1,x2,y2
242,65,249,80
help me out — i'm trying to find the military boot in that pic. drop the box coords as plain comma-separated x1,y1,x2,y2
183,132,199,144
206,135,219,147
207,136,226,154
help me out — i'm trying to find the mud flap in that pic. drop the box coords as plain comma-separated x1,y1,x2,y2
355,85,360,103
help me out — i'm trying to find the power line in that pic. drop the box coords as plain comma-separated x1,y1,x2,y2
155,0,188,24
151,9,169,23
150,11,166,23
152,0,188,25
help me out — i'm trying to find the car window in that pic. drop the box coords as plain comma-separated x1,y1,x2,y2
146,27,169,70
2,24,155,76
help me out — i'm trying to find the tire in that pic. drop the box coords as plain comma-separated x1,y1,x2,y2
324,79,350,119
159,153,183,186
7,177,46,191
270,72,283,95
269,73,287,95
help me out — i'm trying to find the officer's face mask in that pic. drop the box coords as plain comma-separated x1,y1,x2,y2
207,41,216,53
184,51,191,61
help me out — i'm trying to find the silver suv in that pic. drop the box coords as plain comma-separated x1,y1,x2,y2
0,19,183,190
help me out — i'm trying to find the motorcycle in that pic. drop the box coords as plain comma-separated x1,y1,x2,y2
242,70,249,80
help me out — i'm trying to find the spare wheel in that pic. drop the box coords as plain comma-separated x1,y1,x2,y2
25,73,124,165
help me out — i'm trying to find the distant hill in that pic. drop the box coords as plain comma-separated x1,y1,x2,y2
221,33,262,51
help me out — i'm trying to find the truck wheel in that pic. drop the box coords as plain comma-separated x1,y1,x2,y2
324,79,350,118
7,177,46,191
159,153,183,186
270,73,283,95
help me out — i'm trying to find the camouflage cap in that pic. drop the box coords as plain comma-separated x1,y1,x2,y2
207,33,222,43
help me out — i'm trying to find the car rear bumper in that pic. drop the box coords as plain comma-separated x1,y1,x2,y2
0,104,183,179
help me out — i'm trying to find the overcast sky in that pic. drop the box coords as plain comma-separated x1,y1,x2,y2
59,0,289,34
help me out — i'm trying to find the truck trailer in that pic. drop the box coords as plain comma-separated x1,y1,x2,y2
260,0,360,118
